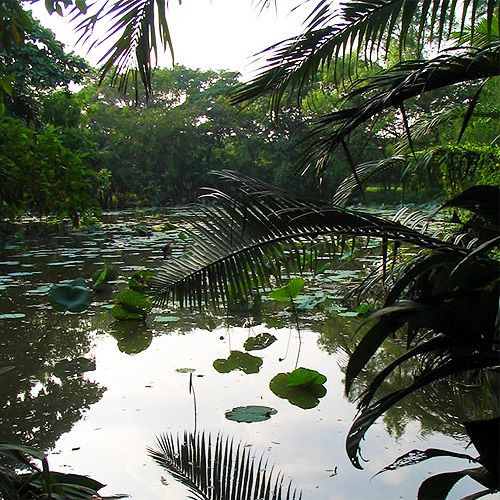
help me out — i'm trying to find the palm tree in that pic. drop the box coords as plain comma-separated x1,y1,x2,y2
5,1,498,497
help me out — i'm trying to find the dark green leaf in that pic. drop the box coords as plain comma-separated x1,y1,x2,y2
243,333,277,351
225,406,277,423
213,351,263,374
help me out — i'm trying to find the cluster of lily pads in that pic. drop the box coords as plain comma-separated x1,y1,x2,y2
47,266,156,321
216,278,329,422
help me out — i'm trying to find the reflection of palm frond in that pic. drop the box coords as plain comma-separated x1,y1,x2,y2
151,171,459,307
147,431,302,500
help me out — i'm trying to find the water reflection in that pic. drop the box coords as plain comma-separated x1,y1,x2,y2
316,314,500,440
0,313,105,450
0,211,493,499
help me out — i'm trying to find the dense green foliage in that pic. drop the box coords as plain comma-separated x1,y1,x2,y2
0,0,499,498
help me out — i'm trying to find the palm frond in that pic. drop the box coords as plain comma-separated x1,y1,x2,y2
346,350,500,469
147,431,302,500
298,43,500,178
332,156,406,205
231,1,500,109
344,237,499,469
151,170,461,308
70,0,177,99
333,143,500,207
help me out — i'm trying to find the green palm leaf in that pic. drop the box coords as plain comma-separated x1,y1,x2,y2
231,0,499,109
298,43,500,178
147,431,302,500
151,171,459,307
345,351,500,469
70,0,177,98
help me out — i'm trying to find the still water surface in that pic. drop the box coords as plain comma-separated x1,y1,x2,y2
0,210,490,499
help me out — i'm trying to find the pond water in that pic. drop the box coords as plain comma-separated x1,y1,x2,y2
0,210,491,499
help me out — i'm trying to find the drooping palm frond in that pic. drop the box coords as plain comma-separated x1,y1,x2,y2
373,417,500,500
343,240,500,469
67,0,177,99
231,0,500,110
147,431,302,500
332,156,406,206
332,143,500,207
150,170,463,308
298,43,500,178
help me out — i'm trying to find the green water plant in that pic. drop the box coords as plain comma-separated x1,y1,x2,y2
243,332,277,351
375,417,499,499
91,265,118,292
111,289,152,321
128,269,155,292
0,442,105,499
225,405,277,423
48,278,93,313
213,351,263,374
267,278,304,302
270,367,327,410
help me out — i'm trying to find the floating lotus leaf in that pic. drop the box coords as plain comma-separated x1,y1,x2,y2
48,280,93,313
295,294,327,311
110,324,153,355
111,305,144,320
243,333,277,351
338,311,359,317
112,289,152,320
92,266,119,291
287,367,327,388
0,313,25,320
270,369,327,409
213,351,263,374
176,368,195,373
129,269,155,291
154,315,180,323
267,278,305,302
135,224,151,236
225,405,277,423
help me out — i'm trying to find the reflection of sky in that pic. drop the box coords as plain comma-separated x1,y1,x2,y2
47,324,487,500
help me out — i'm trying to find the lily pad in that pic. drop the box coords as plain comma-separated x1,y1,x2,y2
176,368,195,373
112,289,152,321
26,285,51,295
48,280,93,313
225,405,277,423
337,311,359,317
269,369,327,409
295,294,327,311
154,315,180,323
268,278,305,302
0,313,26,320
243,333,277,351
213,351,263,374
111,305,144,320
287,367,327,388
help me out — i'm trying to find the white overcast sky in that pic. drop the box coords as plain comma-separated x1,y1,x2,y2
30,0,307,80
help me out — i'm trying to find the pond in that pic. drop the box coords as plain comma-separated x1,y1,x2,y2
0,210,491,499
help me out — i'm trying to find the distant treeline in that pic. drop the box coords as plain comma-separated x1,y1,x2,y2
1,11,498,222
